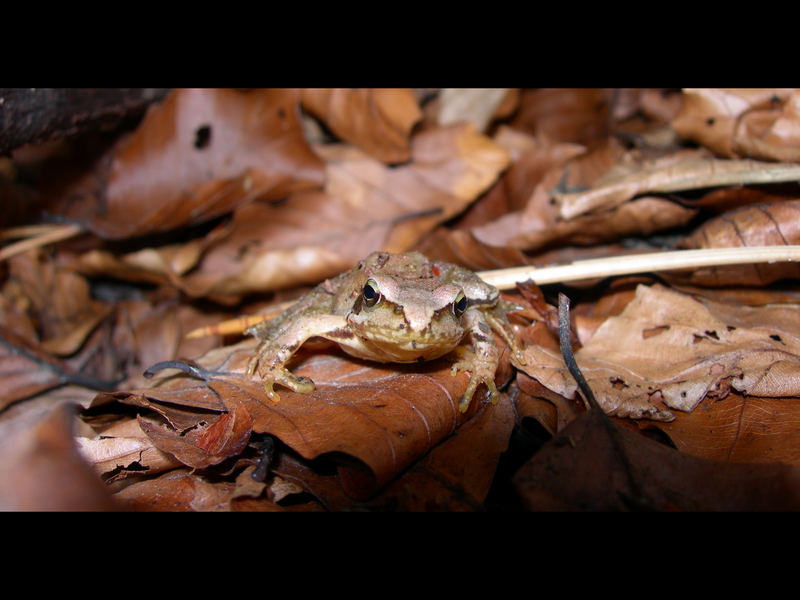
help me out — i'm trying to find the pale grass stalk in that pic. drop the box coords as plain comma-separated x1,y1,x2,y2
0,223,84,262
0,224,72,240
478,245,800,290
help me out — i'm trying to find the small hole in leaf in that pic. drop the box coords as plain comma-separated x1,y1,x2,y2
194,124,212,149
610,377,628,390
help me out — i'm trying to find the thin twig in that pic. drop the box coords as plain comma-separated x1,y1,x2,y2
557,293,597,412
478,245,800,290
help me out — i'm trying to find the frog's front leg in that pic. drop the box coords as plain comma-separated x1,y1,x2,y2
484,300,526,365
245,314,348,403
450,312,501,413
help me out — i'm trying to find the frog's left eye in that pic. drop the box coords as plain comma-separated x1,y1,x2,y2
363,279,382,307
452,291,467,316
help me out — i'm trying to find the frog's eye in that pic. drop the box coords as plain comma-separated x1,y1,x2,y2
363,279,382,307
452,291,467,316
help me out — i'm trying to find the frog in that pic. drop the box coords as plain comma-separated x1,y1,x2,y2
245,251,524,413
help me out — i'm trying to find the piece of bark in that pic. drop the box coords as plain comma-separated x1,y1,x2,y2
0,88,169,153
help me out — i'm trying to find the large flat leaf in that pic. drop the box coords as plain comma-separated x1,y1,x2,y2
93,336,511,500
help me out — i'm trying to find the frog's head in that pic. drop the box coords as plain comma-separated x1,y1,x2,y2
345,252,470,362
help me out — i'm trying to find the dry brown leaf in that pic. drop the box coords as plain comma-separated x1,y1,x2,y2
0,403,117,510
672,88,800,161
453,134,694,252
514,327,579,407
509,89,613,147
112,468,238,511
137,401,253,470
415,228,530,272
472,167,697,250
71,123,509,300
515,373,584,435
64,218,230,292
110,296,226,384
75,416,182,482
675,199,800,286
112,464,324,512
462,126,588,221
301,88,422,164
93,333,510,500
554,151,800,220
644,392,800,467
365,393,516,510
565,284,800,420
47,88,325,240
513,405,800,511
264,393,515,511
0,324,97,410
436,89,513,133
7,248,109,347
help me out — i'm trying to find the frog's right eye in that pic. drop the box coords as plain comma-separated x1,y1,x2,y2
363,279,382,307
452,290,467,316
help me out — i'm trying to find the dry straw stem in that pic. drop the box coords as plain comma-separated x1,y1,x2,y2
479,245,800,290
0,223,84,262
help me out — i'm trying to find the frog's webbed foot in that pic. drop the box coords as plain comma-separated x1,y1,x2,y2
450,346,499,413
246,340,315,403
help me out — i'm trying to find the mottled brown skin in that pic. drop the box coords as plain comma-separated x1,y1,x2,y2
246,251,523,412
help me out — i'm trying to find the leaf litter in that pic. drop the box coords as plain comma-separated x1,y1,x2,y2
5,88,800,510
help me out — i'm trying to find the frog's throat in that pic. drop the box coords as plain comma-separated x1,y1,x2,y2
339,332,459,363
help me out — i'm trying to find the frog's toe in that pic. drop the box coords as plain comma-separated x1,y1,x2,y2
457,375,498,413
282,373,316,394
245,353,260,379
253,364,316,404
513,347,527,365
262,380,281,403
457,392,473,413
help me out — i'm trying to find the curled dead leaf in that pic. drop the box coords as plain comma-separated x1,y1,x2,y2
137,401,253,470
509,88,614,146
463,135,696,252
672,88,800,162
554,151,800,220
301,88,422,164
517,284,800,421
436,89,514,133
676,199,800,286
75,416,182,483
